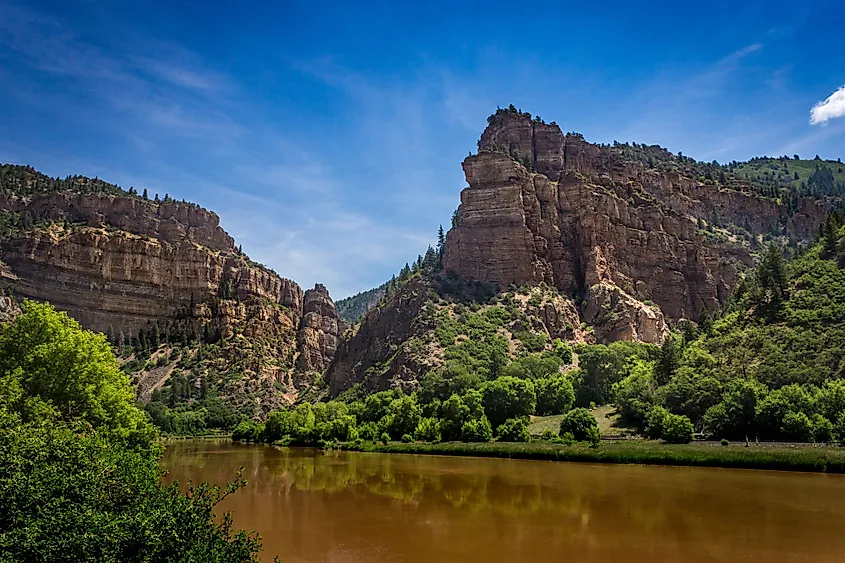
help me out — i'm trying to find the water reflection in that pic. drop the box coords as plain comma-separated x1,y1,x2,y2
163,441,845,563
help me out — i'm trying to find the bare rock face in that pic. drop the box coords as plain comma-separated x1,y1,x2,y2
583,283,668,343
0,166,341,407
443,113,826,325
296,284,347,378
0,224,301,337
328,278,433,396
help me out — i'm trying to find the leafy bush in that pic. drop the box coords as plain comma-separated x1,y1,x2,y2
481,376,536,428
811,414,834,443
414,417,441,442
535,375,575,415
401,433,414,443
644,406,669,440
0,301,263,562
661,414,694,444
358,421,379,442
559,408,598,442
781,411,813,442
232,420,264,442
461,416,493,442
496,418,530,442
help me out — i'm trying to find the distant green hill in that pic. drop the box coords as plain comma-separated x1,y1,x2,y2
731,156,845,199
335,283,388,324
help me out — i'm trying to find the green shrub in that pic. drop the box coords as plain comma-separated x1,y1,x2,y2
380,432,390,445
836,412,845,445
559,408,598,442
401,433,414,443
481,376,536,428
414,417,441,442
535,375,575,415
496,418,530,442
587,426,601,448
661,414,694,444
644,406,669,440
781,411,814,442
720,438,730,446
232,420,263,442
811,414,834,443
461,416,493,442
358,421,379,442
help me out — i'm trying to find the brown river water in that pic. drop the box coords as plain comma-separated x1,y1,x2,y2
162,441,845,563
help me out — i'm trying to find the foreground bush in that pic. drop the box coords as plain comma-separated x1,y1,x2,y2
0,301,264,562
461,416,493,442
661,414,694,444
496,417,530,442
559,408,599,442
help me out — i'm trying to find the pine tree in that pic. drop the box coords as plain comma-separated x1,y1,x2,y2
757,242,788,318
698,308,713,336
437,225,445,251
655,336,680,386
142,188,148,200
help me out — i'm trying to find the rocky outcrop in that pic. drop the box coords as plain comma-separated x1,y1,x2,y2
0,165,341,407
328,278,433,396
583,283,667,343
443,113,826,323
0,225,301,336
296,284,347,379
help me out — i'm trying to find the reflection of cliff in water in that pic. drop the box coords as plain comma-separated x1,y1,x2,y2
162,441,845,563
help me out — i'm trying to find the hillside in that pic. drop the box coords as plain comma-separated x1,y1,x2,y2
0,164,343,424
335,283,388,324
615,215,845,441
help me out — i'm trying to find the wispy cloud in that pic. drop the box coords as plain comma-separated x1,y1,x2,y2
810,86,845,125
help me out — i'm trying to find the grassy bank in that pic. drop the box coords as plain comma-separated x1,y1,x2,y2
343,440,845,473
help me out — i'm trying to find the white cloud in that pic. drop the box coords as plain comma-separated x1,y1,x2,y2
810,86,845,125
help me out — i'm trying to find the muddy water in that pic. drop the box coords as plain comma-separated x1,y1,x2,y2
162,441,845,562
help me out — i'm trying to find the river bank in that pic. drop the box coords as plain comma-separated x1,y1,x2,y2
342,440,845,473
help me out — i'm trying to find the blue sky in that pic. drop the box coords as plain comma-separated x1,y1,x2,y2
1,0,844,298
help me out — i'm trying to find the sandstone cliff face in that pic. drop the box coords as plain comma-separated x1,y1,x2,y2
443,113,824,325
0,167,340,408
0,224,301,337
328,278,434,396
296,284,347,379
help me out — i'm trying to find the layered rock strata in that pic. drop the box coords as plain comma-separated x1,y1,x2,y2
443,113,825,323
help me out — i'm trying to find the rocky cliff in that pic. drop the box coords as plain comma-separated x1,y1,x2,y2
0,164,340,412
296,284,348,379
443,111,830,324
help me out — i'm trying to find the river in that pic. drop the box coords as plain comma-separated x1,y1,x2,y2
162,440,845,562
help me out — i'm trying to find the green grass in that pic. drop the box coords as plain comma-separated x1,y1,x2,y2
733,157,845,185
344,440,845,473
528,406,629,437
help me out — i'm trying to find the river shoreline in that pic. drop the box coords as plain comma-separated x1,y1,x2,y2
340,440,845,473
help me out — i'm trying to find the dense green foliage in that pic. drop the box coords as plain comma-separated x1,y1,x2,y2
0,302,265,562
613,218,845,442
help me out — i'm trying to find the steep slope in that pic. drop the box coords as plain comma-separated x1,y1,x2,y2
0,164,342,415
